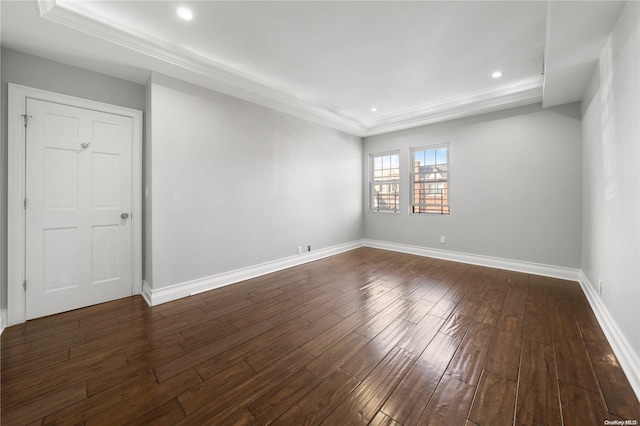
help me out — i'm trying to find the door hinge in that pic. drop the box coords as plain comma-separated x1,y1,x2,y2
24,198,27,209
23,280,27,291
21,114,32,128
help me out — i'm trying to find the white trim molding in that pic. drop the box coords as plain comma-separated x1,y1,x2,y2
363,239,581,281
145,239,584,307
37,0,366,136
364,79,542,136
142,241,363,306
7,84,144,326
579,272,640,401
35,0,543,138
362,239,640,400
141,280,153,307
0,310,8,335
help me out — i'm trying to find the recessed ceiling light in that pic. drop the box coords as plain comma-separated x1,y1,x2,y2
492,71,503,79
371,107,377,112
177,7,193,21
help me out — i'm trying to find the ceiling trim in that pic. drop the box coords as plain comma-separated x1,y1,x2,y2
37,0,367,135
37,0,544,137
364,79,543,136
541,0,625,108
36,0,55,15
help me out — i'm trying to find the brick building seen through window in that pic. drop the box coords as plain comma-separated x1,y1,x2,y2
412,146,449,214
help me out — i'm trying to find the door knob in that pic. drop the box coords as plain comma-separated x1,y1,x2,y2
121,213,129,220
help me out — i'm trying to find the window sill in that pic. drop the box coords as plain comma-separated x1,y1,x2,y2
409,212,451,217
369,210,401,215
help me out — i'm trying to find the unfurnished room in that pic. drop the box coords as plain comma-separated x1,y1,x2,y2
0,0,639,424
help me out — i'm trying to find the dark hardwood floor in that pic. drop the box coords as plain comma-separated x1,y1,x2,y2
2,247,639,425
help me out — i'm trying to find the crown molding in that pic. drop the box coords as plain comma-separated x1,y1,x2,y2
37,0,543,138
37,0,367,135
36,0,56,15
363,79,543,136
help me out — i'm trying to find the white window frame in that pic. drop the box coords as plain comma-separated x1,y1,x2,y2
410,144,450,215
369,150,401,213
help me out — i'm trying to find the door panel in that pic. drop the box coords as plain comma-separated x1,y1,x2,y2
44,227,78,291
25,98,133,320
44,147,78,209
91,225,120,283
92,152,120,208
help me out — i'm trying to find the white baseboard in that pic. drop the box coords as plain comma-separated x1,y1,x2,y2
141,280,153,307
362,239,581,281
0,309,9,335
112,239,640,402
0,309,7,335
143,240,364,306
364,240,640,401
579,272,640,401
144,239,582,306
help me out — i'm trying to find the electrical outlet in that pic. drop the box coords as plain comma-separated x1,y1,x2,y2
297,246,303,254
440,236,446,244
307,245,311,252
598,279,603,295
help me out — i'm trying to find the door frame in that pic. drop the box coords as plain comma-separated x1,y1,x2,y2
8,83,143,326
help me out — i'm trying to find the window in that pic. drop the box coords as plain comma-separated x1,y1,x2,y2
370,151,400,212
411,145,449,214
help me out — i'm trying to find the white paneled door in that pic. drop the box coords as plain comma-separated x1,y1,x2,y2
25,98,133,320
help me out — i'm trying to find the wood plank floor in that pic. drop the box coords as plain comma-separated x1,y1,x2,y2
2,247,639,425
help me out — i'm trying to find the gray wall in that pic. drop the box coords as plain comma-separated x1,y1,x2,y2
363,103,583,268
581,2,640,360
147,73,363,289
0,48,146,309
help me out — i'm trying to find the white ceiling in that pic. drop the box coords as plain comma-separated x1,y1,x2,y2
0,1,625,136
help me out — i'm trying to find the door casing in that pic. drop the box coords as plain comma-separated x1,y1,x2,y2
8,83,143,326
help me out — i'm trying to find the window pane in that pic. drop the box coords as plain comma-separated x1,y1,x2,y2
374,156,382,169
411,145,449,215
391,154,399,168
371,152,400,211
389,167,399,180
425,149,436,165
